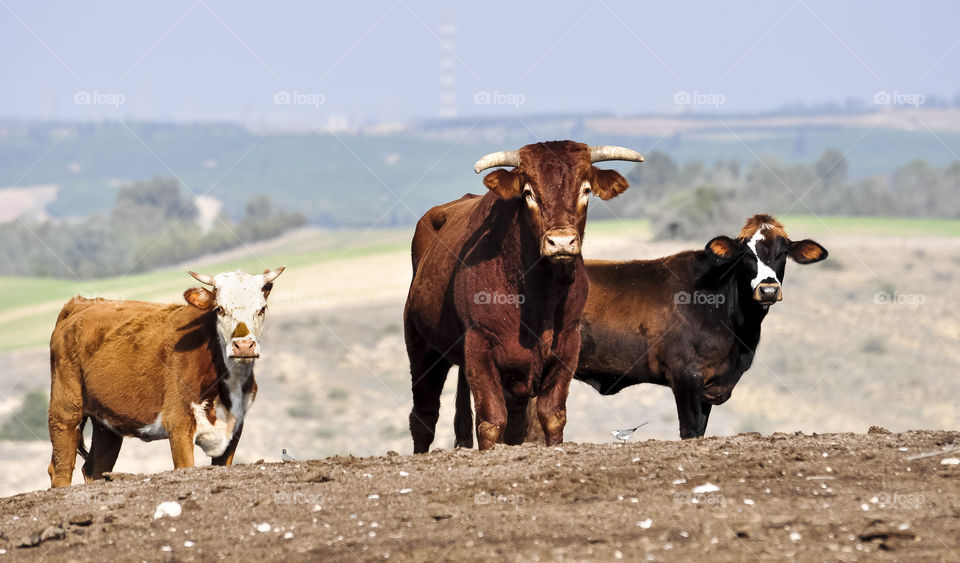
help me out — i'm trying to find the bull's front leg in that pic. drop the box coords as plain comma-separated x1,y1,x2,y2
463,330,506,450
536,330,580,446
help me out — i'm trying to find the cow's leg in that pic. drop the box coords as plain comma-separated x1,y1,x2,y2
453,367,474,448
697,402,713,438
672,371,704,439
83,419,123,481
502,394,530,445
211,422,243,466
167,424,196,468
48,360,83,488
463,331,506,450
523,397,545,444
536,351,577,446
409,348,451,454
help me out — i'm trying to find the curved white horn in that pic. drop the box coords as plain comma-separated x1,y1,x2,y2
188,271,216,286
589,146,645,164
474,150,520,174
263,265,286,284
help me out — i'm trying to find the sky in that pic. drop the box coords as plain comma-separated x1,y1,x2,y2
2,0,959,126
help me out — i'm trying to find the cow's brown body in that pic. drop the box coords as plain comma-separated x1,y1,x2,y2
405,141,641,452
48,295,256,487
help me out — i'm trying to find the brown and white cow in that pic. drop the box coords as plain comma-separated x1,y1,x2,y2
47,267,284,487
404,141,643,452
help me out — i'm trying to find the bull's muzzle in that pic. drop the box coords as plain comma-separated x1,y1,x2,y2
753,282,783,305
231,338,259,360
541,229,581,263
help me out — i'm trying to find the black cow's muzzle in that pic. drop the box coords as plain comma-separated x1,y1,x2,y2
753,282,783,305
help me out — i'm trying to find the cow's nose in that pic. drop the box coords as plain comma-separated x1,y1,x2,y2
541,229,581,262
754,282,783,304
231,338,258,357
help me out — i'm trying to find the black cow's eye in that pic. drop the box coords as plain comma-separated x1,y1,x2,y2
213,306,224,315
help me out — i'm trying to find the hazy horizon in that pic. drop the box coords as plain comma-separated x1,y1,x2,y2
3,1,960,127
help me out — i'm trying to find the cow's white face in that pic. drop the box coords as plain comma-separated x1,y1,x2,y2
184,267,284,364
211,271,270,363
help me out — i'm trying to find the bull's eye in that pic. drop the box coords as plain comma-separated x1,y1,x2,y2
213,306,224,316
523,186,537,206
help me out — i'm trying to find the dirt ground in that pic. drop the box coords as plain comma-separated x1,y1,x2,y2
1,430,958,562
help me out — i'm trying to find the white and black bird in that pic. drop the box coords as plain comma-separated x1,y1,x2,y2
611,422,648,443
281,448,297,463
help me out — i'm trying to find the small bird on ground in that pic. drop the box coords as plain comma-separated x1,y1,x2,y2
281,448,297,462
611,422,648,443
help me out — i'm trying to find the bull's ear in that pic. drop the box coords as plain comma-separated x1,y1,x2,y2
589,167,629,200
184,287,216,310
483,169,523,199
705,236,741,261
262,282,274,298
788,239,828,264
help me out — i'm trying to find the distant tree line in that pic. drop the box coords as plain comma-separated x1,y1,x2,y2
588,151,960,240
0,177,305,279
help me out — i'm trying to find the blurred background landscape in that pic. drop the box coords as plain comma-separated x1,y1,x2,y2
1,1,959,496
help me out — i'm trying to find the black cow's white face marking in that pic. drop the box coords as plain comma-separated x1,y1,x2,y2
745,227,782,290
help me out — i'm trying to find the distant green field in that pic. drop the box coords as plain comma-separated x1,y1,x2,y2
2,215,958,352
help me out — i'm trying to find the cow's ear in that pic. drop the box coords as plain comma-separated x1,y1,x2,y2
262,282,274,299
705,236,741,261
589,167,629,200
483,169,523,199
788,239,828,264
184,287,216,310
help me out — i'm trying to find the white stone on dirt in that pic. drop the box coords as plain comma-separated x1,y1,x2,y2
399,488,413,494
153,501,182,519
184,541,194,548
692,483,719,494
256,523,271,533
637,518,653,529
789,532,802,542
743,499,755,506
941,457,959,465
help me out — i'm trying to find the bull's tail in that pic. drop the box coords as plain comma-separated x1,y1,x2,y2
76,416,89,460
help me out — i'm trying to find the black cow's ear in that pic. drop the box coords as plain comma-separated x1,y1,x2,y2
184,287,216,310
788,239,828,264
483,169,523,199
705,236,740,260
262,282,274,298
589,167,629,200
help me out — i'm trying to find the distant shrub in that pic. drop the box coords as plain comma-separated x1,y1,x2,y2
0,389,49,441
327,387,349,401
